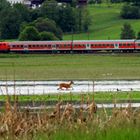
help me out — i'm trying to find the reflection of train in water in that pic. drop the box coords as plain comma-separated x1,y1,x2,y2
1,40,140,53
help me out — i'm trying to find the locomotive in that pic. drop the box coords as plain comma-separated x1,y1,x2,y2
0,40,140,53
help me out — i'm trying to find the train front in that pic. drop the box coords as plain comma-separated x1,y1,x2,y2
0,42,10,52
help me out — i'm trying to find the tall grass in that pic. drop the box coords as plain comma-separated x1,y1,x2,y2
0,94,140,140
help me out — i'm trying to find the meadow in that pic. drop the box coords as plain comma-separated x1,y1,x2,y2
63,3,140,40
0,54,140,80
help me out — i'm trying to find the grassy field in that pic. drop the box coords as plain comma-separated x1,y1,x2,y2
63,3,140,40
1,92,140,102
0,54,140,80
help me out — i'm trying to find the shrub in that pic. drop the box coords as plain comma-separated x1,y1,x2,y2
19,26,40,41
120,4,140,19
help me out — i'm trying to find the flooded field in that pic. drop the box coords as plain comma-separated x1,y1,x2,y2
0,80,140,95
21,103,140,110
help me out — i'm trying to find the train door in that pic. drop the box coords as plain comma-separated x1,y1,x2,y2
85,44,91,53
23,44,28,53
52,44,57,53
86,44,91,49
114,43,119,49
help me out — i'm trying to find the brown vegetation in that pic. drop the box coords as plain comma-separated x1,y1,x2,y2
0,94,139,139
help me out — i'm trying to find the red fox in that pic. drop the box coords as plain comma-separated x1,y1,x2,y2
57,81,74,90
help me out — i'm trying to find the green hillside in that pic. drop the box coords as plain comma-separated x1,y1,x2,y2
63,3,140,40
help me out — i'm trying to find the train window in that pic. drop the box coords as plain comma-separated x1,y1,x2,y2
138,43,140,46
123,44,126,46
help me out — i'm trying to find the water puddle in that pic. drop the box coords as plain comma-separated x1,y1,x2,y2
21,103,140,109
0,80,140,95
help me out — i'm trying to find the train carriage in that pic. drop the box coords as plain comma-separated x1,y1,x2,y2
9,41,72,53
72,40,135,53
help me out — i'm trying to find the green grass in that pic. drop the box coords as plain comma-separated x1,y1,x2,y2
34,116,140,140
0,54,140,80
63,3,140,40
48,126,140,140
1,92,140,102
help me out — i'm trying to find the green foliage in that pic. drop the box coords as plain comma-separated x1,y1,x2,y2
0,9,22,39
137,31,140,39
120,23,135,39
57,5,77,32
88,0,102,4
39,0,59,22
19,26,40,41
0,0,10,12
19,17,62,40
123,0,140,6
120,4,140,19
33,18,62,40
39,31,58,40
39,0,91,33
13,3,31,22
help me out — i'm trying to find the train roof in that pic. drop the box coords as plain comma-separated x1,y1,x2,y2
8,40,135,44
73,40,135,43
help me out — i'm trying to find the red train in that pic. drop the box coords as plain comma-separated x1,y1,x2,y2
0,40,140,53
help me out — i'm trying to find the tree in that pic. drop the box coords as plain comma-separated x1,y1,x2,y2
0,9,22,39
13,3,31,22
0,0,11,12
120,4,140,19
120,23,135,39
20,18,63,40
57,5,77,32
19,26,40,41
33,18,62,40
123,0,140,6
137,31,140,39
39,31,58,40
39,0,59,22
0,0,11,39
